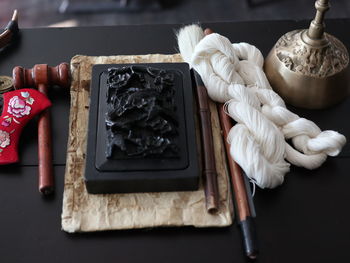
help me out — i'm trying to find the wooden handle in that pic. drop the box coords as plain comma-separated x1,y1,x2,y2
203,170,219,213
37,83,54,195
217,104,251,220
194,71,219,213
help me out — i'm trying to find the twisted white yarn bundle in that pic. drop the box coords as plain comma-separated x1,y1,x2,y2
177,24,346,189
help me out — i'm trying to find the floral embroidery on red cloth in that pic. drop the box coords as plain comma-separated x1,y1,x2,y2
7,91,34,119
0,89,51,164
1,117,11,127
0,130,10,153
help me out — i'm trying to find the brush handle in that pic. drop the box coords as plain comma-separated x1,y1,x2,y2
204,27,258,259
217,103,258,259
193,70,219,214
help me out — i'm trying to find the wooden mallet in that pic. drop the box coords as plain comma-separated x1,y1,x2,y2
13,63,70,195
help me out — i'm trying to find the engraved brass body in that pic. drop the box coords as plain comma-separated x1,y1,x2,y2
0,76,13,94
264,0,350,109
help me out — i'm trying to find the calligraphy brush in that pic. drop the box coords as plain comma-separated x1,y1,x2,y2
177,25,219,213
200,27,259,259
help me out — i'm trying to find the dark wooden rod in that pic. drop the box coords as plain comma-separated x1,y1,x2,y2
37,83,54,195
194,70,219,214
217,104,251,221
205,27,258,259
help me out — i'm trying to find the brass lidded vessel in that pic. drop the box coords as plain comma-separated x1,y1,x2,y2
264,0,349,109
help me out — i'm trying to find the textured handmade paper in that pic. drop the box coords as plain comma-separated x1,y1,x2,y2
61,54,233,233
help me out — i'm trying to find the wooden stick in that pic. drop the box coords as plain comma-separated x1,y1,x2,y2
217,104,251,220
217,103,258,259
37,83,54,195
193,70,219,214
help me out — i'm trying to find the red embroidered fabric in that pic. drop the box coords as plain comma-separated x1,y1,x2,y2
0,89,51,165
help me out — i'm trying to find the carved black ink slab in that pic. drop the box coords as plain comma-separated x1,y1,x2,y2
104,66,180,161
85,63,199,194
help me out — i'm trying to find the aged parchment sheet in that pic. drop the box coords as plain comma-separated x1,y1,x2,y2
61,54,233,232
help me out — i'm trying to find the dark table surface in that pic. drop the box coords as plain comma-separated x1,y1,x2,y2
0,19,349,263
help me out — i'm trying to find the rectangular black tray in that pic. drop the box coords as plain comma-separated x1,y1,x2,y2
84,63,200,194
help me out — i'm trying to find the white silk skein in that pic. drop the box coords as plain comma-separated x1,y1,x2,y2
177,24,347,189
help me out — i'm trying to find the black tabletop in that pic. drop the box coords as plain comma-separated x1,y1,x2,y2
0,19,349,263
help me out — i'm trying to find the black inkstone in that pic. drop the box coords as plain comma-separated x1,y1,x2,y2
85,63,199,194
105,66,179,159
